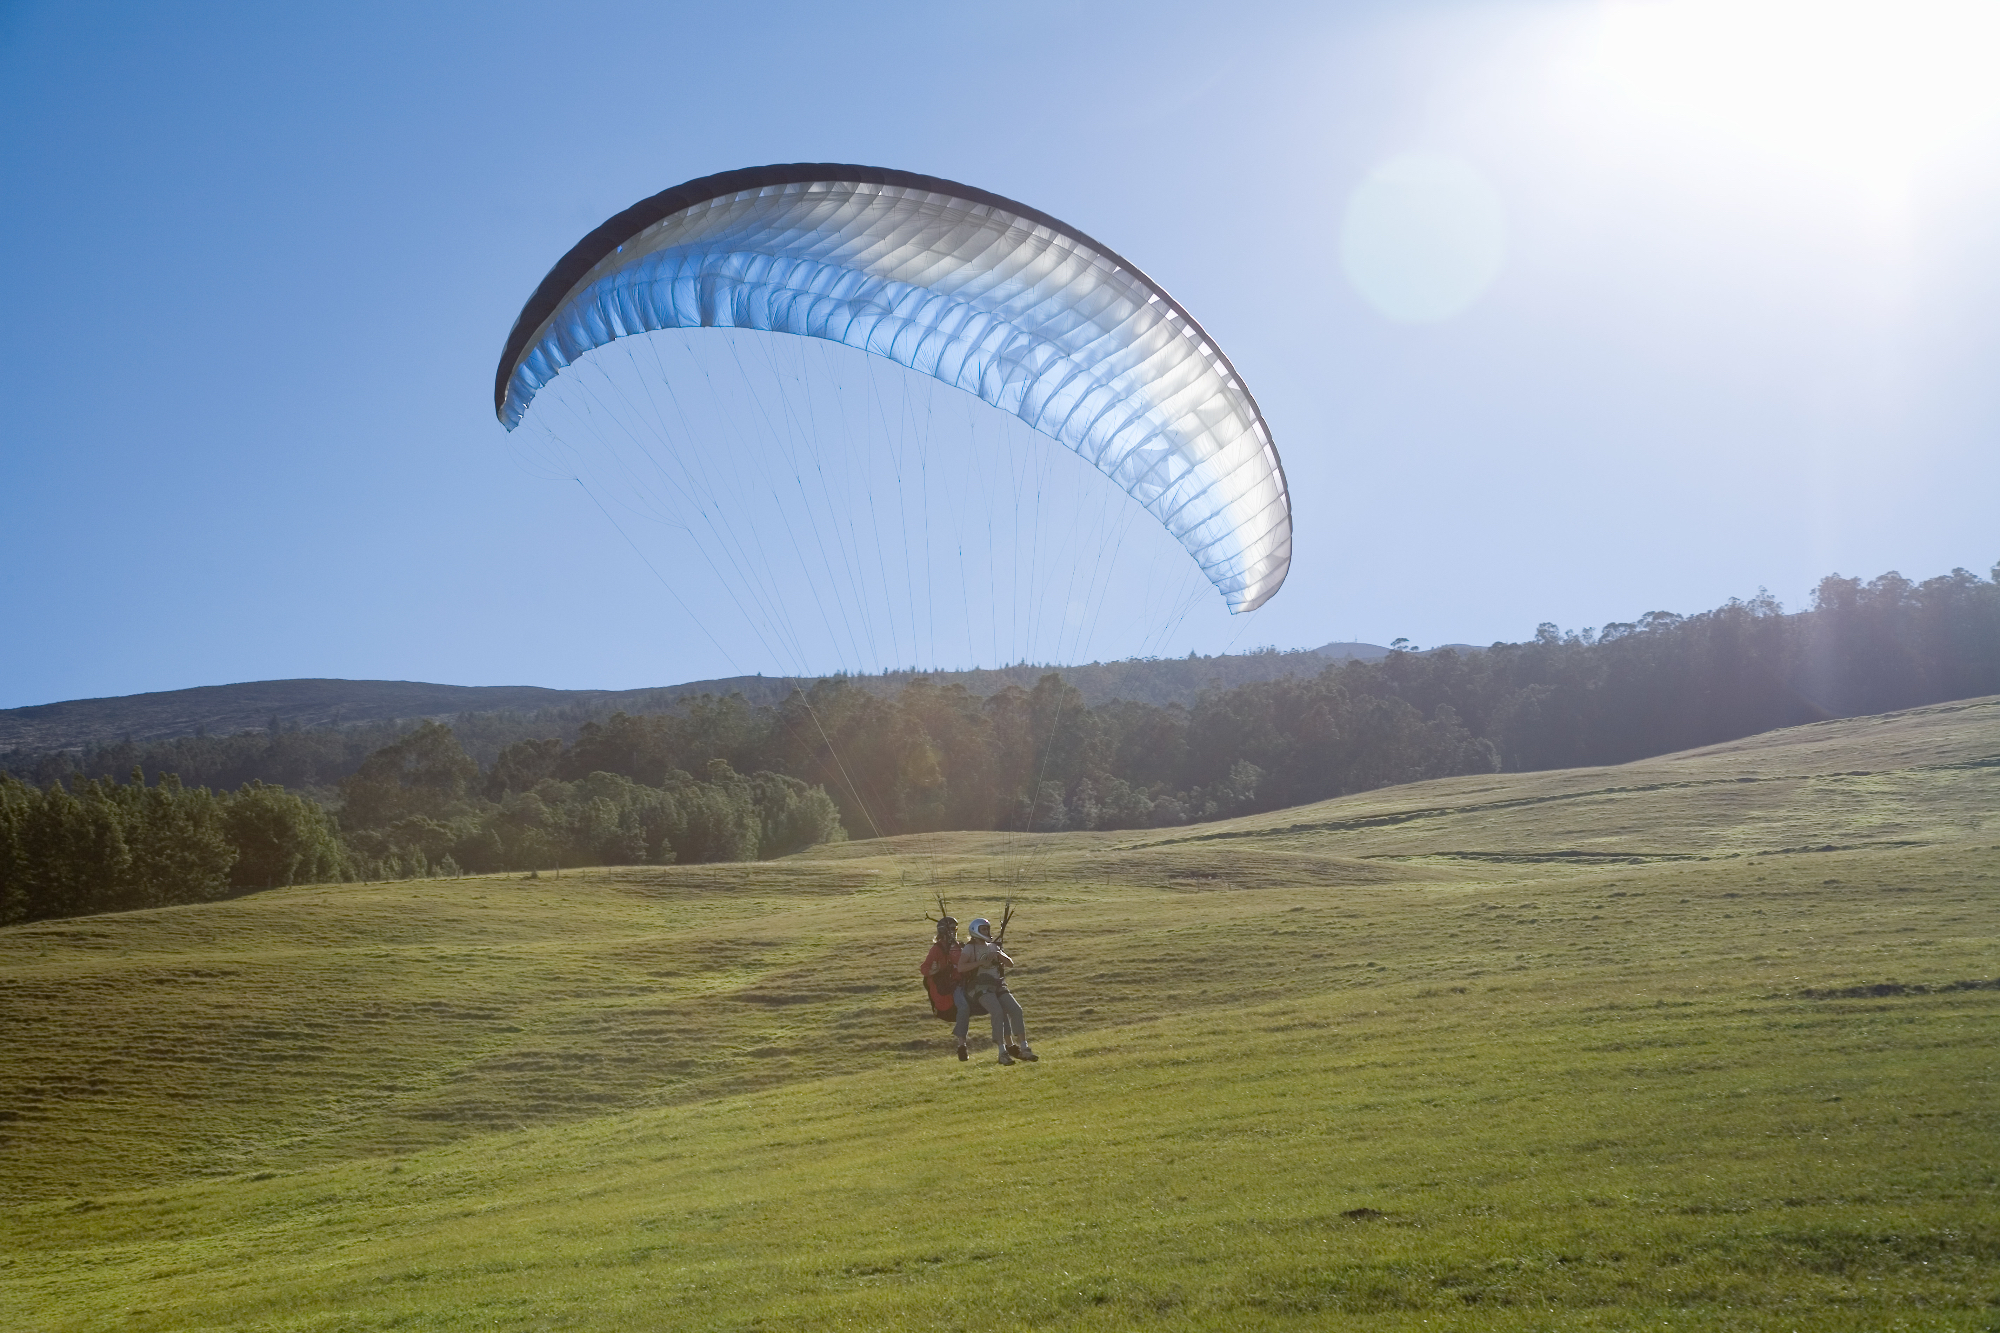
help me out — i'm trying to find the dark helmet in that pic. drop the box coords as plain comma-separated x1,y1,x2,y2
935,916,958,941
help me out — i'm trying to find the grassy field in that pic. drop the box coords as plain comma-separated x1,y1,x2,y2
2,695,1996,1330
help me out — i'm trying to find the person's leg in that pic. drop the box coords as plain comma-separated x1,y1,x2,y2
983,989,1010,1059
1007,992,1026,1043
952,987,972,1049
997,991,1034,1058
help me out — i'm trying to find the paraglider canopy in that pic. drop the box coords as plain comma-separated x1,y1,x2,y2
495,164,1291,613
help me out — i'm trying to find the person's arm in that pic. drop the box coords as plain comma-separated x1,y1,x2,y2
921,944,945,978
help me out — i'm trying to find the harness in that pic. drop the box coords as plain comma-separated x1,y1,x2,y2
961,940,1009,998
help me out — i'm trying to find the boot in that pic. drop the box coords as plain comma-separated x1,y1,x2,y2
956,1044,968,1062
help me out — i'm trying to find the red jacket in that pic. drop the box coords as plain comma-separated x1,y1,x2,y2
920,940,961,1016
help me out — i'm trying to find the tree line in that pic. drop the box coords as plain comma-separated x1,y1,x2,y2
3,561,1993,925
334,721,845,881
0,774,345,923
0,730,847,925
469,564,1998,838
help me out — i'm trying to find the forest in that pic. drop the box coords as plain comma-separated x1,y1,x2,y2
3,562,1994,925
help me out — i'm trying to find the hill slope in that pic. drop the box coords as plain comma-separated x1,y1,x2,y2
1,697,1994,1329
0,675,784,752
0,647,1406,753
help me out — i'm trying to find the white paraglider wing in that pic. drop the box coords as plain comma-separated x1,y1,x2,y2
496,165,1290,612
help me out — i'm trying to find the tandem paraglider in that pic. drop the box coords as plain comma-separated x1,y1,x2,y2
495,164,1292,1053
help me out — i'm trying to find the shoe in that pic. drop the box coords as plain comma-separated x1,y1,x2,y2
956,1044,968,1062
1017,1045,1040,1062
998,1050,1015,1066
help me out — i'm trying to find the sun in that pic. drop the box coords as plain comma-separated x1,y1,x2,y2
1572,0,2000,200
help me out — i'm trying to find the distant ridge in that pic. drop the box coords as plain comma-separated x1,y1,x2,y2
1309,641,1390,662
0,643,1440,753
1309,642,1487,661
0,677,783,753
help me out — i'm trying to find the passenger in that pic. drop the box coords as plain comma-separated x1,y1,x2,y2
920,916,978,1061
960,916,1036,1065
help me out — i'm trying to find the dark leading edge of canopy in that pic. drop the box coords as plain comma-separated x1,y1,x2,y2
493,165,1286,522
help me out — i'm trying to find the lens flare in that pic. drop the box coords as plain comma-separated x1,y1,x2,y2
1341,153,1508,324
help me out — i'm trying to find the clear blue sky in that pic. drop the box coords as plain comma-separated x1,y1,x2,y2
3,0,1996,708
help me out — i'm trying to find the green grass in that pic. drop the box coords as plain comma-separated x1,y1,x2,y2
3,696,1997,1330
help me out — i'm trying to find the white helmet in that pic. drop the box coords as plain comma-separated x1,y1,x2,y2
967,917,992,940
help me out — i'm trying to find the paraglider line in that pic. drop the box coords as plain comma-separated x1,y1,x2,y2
576,473,885,839
571,477,746,675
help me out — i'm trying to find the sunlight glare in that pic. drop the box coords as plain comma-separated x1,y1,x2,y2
1576,0,2000,200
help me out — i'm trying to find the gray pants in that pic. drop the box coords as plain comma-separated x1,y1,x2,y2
971,985,1025,1048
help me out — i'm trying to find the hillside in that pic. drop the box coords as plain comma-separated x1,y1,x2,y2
0,651,1395,755
1,696,1994,1329
0,644,1452,758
